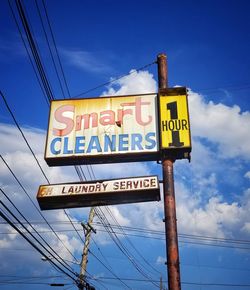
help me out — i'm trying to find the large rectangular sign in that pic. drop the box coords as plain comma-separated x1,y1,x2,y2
37,176,160,210
45,94,159,166
159,87,191,160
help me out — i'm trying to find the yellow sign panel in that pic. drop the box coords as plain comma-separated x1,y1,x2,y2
160,94,191,150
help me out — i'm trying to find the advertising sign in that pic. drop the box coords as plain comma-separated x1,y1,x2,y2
159,87,191,159
45,94,159,166
37,176,160,210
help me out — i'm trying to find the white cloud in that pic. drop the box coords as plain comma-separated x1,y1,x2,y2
99,206,131,227
92,162,151,180
241,222,250,234
61,49,113,73
188,89,250,160
0,38,26,61
102,69,157,96
175,180,250,240
244,171,250,180
156,256,166,265
1,69,250,270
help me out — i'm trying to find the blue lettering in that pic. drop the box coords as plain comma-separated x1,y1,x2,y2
104,134,116,152
119,134,129,151
87,136,102,153
75,136,85,154
145,132,156,149
50,137,61,155
63,137,73,154
131,134,143,150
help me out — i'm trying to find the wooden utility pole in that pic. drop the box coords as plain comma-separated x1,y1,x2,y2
157,53,181,290
78,207,96,289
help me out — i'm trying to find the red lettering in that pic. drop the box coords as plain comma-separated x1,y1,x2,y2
100,110,115,126
76,113,98,130
120,97,152,126
135,98,152,126
52,97,153,136
53,105,74,136
117,109,133,125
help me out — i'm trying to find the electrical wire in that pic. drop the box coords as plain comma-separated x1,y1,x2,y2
95,207,160,288
0,88,84,264
73,61,157,98
7,4,106,287
2,226,250,252
0,207,77,283
0,282,73,285
105,206,162,276
0,91,49,184
9,8,161,289
88,248,132,290
14,0,93,253
2,219,250,249
7,0,49,106
88,276,250,287
0,199,77,277
8,2,245,287
0,152,78,262
0,186,77,273
41,0,71,98
91,237,114,272
6,4,135,287
14,0,55,101
34,0,66,99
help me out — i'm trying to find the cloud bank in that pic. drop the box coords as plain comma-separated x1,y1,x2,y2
1,70,250,273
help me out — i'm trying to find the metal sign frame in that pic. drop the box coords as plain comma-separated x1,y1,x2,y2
44,93,160,166
158,87,192,160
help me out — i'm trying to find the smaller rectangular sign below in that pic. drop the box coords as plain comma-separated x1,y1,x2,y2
37,176,160,210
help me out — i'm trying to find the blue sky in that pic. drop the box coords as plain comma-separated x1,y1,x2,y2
1,0,250,290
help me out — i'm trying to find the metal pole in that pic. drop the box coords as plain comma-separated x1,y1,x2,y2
79,207,95,289
157,53,181,290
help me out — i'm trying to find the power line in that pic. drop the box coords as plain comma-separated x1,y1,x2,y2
3,219,250,248
34,0,66,99
88,248,132,290
0,186,77,273
8,5,161,286
0,199,77,277
2,226,250,252
88,276,250,287
194,82,250,94
105,206,161,276
83,161,161,287
95,208,160,288
13,0,93,253
2,244,249,274
0,282,73,285
2,7,132,283
0,153,78,262
7,0,49,106
14,0,55,101
0,91,49,184
0,87,85,263
0,274,63,279
73,61,157,98
7,1,100,279
0,207,77,283
40,0,72,98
